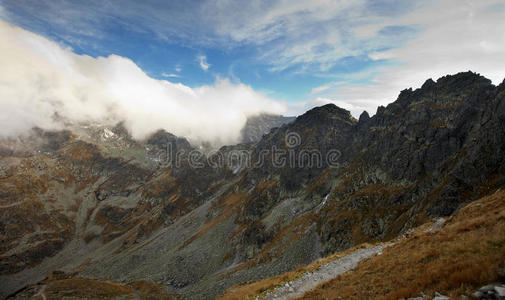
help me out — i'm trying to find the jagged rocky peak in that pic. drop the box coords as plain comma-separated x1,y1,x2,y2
241,113,295,143
145,129,192,151
421,78,436,89
2,72,505,300
146,129,178,147
296,103,356,126
359,110,370,123
435,70,492,88
110,122,130,137
393,71,494,107
416,71,493,94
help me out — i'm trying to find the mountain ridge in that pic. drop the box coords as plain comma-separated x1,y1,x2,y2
1,71,505,299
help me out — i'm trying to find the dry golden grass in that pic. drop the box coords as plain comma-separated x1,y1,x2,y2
45,278,136,298
218,266,308,300
128,280,175,299
218,243,377,300
302,189,505,299
220,189,505,300
40,278,174,299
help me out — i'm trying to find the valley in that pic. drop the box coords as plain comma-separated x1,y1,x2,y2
1,72,505,299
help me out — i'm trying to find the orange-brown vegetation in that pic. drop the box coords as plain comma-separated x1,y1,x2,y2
220,189,505,300
218,243,375,300
128,280,176,299
0,197,75,274
94,200,162,245
307,168,332,194
31,278,175,299
65,142,98,162
0,169,48,206
302,189,505,299
320,183,415,248
141,170,176,199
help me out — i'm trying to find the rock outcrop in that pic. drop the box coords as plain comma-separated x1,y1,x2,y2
1,71,505,299
240,113,295,143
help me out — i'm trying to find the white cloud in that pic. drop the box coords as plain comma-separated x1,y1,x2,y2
0,0,424,73
202,0,423,72
310,85,330,94
353,23,382,39
0,21,286,146
3,0,505,125
302,0,505,118
197,55,210,70
161,72,180,78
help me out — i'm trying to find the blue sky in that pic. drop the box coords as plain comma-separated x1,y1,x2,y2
0,0,426,103
0,0,504,145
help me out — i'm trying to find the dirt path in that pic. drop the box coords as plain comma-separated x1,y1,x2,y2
263,244,389,300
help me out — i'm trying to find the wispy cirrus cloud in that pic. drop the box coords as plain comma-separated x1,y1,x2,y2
0,0,423,74
197,54,210,71
310,85,331,94
1,0,504,120
161,72,181,78
298,0,505,117
202,0,423,72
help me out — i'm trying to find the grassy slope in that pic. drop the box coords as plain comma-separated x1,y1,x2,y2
220,189,505,299
217,243,378,300
9,277,176,299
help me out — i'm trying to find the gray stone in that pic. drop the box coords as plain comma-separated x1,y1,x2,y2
473,291,484,298
495,285,505,297
479,284,497,292
433,292,449,300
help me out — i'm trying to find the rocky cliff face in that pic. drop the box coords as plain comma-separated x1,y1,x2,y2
240,114,295,143
2,71,505,299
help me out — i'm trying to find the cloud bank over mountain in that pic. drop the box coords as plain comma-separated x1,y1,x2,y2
1,0,504,140
0,21,286,145
302,0,505,116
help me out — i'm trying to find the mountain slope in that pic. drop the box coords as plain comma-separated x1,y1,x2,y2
1,71,505,299
240,114,295,143
220,188,505,299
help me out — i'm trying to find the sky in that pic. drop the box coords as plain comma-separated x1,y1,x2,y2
0,0,504,145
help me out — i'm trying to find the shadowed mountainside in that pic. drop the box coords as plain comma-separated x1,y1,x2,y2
1,71,505,299
220,188,505,299
240,114,295,143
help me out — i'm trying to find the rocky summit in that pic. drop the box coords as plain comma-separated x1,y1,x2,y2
1,71,505,299
240,114,296,143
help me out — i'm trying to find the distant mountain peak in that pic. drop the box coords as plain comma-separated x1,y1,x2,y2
2,71,505,299
296,103,356,126
240,113,295,143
